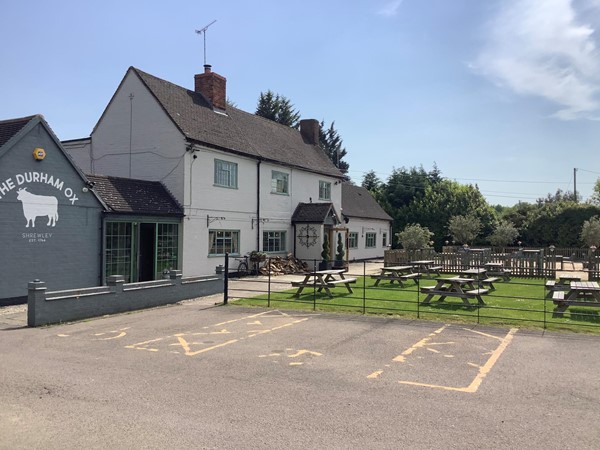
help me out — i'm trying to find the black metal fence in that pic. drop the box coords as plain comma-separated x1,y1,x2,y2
224,255,600,333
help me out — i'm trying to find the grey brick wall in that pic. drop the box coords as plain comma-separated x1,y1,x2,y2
28,270,223,327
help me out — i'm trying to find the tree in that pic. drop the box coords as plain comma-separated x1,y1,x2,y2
580,216,600,247
319,120,349,175
361,170,382,192
255,90,300,127
489,220,518,249
448,214,482,245
590,178,600,205
321,234,330,263
403,179,496,248
335,233,345,264
395,224,433,251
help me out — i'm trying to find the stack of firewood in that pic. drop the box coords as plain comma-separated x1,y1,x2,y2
259,254,310,276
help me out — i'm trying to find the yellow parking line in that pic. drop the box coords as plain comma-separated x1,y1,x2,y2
399,327,518,393
392,325,447,362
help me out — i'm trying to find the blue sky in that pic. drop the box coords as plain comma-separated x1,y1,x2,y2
2,0,600,205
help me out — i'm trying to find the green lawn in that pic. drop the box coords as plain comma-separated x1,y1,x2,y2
234,275,600,334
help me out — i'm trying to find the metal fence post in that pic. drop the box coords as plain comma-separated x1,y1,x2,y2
224,253,229,305
362,260,366,315
267,257,271,308
313,259,317,311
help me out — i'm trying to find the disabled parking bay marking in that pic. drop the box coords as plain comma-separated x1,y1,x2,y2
124,310,311,357
368,325,518,393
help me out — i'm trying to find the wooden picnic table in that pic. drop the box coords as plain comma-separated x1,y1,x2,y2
459,268,500,290
411,260,442,277
483,262,512,281
420,277,488,307
558,275,582,285
552,281,600,316
292,269,357,298
546,274,583,297
371,265,421,287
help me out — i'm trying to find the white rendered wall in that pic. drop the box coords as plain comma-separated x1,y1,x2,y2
62,139,92,173
181,147,258,276
346,217,391,260
91,72,186,202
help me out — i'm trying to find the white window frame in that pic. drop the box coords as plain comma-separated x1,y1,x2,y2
209,230,240,256
319,180,331,200
214,159,238,188
348,232,359,249
271,171,289,195
382,232,388,247
365,232,376,248
263,230,287,253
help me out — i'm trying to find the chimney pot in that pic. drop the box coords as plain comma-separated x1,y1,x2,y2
204,64,212,73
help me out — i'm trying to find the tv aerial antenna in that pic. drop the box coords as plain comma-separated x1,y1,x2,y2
195,20,217,65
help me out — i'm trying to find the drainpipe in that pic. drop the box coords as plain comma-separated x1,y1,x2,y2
256,160,261,251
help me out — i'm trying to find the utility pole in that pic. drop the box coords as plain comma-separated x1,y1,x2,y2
574,168,578,202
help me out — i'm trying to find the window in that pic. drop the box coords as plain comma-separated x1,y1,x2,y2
319,180,331,200
209,230,240,255
382,232,388,247
348,232,359,249
214,159,238,188
365,232,376,248
271,171,289,195
156,224,179,274
105,222,133,282
263,231,287,252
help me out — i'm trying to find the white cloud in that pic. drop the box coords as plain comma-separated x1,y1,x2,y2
474,0,600,120
378,0,403,17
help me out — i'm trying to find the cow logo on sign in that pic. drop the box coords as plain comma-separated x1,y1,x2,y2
16,188,59,228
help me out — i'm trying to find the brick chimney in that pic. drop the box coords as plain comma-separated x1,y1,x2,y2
300,119,320,145
194,65,227,111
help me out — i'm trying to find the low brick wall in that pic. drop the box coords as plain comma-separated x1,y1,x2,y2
27,270,223,327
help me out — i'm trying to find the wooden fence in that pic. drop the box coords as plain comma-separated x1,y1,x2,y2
385,247,600,280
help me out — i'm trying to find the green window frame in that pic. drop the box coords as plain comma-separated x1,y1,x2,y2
156,223,179,274
209,230,240,255
365,232,376,248
105,222,133,282
271,171,289,195
319,180,331,200
263,231,287,252
214,159,238,188
348,232,359,249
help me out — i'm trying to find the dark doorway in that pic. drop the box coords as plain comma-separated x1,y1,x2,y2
139,223,156,282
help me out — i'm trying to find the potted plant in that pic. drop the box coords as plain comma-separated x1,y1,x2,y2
249,250,268,275
334,232,346,270
249,250,267,263
319,234,331,271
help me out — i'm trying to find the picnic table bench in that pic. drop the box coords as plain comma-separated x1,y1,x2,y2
411,260,442,277
292,269,357,298
545,275,582,297
483,263,512,281
420,277,488,307
552,281,600,316
481,277,500,290
371,265,421,287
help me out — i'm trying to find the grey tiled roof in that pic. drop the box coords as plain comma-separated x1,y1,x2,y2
292,202,337,223
132,67,343,178
87,174,183,216
0,115,35,148
341,183,392,221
